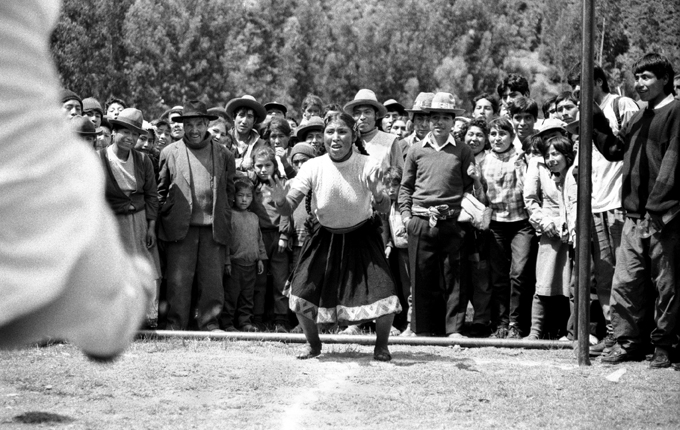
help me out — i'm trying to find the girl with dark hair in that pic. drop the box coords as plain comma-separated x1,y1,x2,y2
249,146,292,332
523,135,575,340
262,117,296,178
265,112,400,361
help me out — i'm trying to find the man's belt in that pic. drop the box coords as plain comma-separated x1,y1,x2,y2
412,205,460,228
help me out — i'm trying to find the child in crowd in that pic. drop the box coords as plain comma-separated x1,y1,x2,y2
452,116,470,145
381,167,410,334
508,96,538,152
221,178,266,332
153,118,173,153
249,146,292,332
523,135,574,340
263,117,296,179
300,93,325,121
209,118,235,151
478,117,536,339
289,143,317,269
463,118,493,337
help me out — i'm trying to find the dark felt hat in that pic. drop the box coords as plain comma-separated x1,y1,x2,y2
207,106,230,121
109,108,145,134
383,99,407,116
226,95,267,124
70,115,101,136
264,101,288,115
174,100,218,122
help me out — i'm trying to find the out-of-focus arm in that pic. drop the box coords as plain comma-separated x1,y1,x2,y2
0,0,151,360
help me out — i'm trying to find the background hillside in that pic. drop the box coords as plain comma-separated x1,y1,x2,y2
51,0,680,119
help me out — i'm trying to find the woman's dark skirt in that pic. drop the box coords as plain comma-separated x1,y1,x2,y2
287,217,401,324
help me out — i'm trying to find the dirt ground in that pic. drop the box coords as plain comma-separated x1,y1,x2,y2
0,338,678,429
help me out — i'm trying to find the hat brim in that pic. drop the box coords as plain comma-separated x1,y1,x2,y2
226,98,267,124
173,113,219,123
264,102,288,115
295,123,324,140
343,99,388,118
424,107,466,116
109,118,145,135
384,101,406,115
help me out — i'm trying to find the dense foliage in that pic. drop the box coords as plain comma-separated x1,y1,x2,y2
50,0,680,119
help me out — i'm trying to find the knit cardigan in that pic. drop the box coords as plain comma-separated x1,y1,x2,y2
99,148,159,220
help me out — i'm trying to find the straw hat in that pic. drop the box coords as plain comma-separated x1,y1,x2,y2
343,89,388,118
109,108,145,134
536,118,567,136
425,92,465,116
405,92,436,114
225,95,267,124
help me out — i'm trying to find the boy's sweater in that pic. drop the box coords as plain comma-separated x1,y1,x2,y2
229,209,267,266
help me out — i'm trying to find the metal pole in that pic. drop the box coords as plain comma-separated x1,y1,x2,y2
576,0,595,366
137,330,574,350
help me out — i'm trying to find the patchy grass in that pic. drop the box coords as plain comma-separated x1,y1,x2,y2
0,339,678,429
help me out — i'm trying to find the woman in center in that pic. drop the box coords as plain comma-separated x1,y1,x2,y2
265,112,401,361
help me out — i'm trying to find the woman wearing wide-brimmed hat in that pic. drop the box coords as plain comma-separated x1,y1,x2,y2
98,108,162,326
226,95,268,172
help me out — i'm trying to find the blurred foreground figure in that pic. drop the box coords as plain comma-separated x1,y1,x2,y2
0,0,152,360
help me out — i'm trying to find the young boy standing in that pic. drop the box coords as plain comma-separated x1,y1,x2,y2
592,53,680,368
220,179,266,332
399,92,475,337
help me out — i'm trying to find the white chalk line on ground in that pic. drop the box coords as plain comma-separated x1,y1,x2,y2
278,361,360,430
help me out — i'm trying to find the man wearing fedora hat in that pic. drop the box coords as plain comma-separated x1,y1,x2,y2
398,92,435,160
157,100,236,331
70,115,102,148
381,99,407,133
82,97,104,128
264,101,287,121
344,89,403,173
399,92,475,337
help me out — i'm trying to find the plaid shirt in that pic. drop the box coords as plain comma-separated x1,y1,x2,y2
479,147,528,222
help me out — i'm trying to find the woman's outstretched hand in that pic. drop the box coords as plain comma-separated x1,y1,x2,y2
262,175,289,207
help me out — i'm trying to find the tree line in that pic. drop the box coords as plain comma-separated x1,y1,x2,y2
51,0,680,119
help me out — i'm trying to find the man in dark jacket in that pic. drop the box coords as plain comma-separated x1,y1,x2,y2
157,100,236,331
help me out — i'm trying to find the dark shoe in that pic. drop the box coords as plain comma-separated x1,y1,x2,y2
490,326,508,339
297,343,322,360
467,323,492,338
241,324,259,333
373,347,392,362
601,345,644,364
590,333,615,356
649,347,671,369
223,326,238,332
507,325,522,339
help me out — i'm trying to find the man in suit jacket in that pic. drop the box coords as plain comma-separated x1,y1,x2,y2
158,100,236,331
